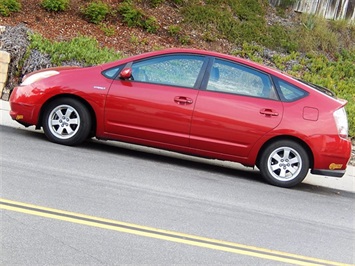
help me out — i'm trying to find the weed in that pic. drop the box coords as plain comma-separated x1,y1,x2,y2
167,25,181,36
100,24,115,36
144,16,159,33
129,34,139,45
179,35,191,45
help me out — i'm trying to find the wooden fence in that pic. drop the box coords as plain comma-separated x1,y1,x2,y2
269,0,355,21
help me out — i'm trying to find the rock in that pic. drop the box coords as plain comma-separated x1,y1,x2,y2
0,24,31,100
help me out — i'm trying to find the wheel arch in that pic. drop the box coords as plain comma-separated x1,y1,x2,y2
37,94,97,136
256,136,314,170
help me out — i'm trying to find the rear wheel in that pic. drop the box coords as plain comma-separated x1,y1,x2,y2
42,98,91,145
259,140,309,188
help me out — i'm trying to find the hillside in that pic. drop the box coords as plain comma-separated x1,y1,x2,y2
2,0,319,57
0,0,232,56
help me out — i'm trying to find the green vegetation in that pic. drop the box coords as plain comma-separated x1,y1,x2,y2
147,0,164,8
167,25,181,36
82,1,110,24
100,23,115,36
28,34,122,66
41,0,69,12
118,0,159,33
303,51,355,136
0,0,21,16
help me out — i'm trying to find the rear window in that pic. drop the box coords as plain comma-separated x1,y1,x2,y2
297,79,335,98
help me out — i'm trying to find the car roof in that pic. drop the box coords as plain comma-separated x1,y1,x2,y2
101,48,303,88
102,48,278,73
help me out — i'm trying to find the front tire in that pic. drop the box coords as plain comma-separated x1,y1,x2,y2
259,140,309,188
42,98,91,145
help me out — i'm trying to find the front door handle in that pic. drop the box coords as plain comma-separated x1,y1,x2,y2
174,96,193,105
260,108,279,117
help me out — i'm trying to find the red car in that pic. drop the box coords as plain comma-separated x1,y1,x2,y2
9,49,351,187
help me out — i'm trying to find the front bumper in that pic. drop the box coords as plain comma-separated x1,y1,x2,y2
9,102,38,126
9,84,42,127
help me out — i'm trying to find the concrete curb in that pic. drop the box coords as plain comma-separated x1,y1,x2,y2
1,99,354,193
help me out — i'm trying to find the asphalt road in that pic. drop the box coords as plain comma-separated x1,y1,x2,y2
1,125,354,265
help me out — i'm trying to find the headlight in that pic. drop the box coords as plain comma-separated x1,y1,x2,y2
333,107,349,139
21,70,59,86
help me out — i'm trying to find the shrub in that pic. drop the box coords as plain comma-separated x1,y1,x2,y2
118,1,144,27
0,5,10,16
29,33,121,66
144,16,159,33
118,1,159,33
0,0,21,16
82,1,110,24
41,0,69,12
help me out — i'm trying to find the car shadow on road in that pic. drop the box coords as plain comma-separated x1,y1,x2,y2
2,125,353,197
79,138,353,198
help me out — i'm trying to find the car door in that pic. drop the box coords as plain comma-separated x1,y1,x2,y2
190,58,283,159
104,54,207,147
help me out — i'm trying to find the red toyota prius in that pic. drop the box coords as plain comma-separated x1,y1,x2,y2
9,48,351,188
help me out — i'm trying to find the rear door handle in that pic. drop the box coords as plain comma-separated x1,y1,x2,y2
174,96,193,105
260,108,279,117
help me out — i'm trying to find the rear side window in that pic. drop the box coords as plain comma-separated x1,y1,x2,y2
273,77,308,102
206,58,278,100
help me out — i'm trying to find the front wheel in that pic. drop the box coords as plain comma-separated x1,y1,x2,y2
42,98,91,145
259,140,310,188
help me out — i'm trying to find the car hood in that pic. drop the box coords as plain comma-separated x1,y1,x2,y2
22,66,83,81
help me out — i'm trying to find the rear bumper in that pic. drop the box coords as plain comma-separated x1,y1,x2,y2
311,169,346,178
307,134,351,175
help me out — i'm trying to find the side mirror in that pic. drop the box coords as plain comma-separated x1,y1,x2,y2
119,68,132,80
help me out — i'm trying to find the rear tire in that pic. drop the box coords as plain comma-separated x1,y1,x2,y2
259,140,309,188
42,98,91,145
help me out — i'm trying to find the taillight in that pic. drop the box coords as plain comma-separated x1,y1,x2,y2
333,107,349,139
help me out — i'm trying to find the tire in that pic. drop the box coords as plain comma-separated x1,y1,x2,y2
259,140,309,188
42,98,91,145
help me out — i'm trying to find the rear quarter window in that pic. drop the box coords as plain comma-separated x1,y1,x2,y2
273,77,308,102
